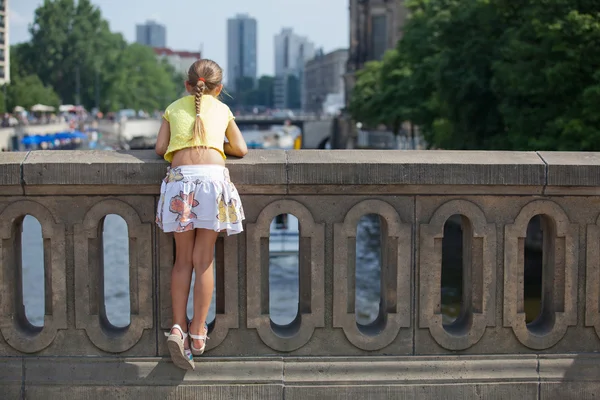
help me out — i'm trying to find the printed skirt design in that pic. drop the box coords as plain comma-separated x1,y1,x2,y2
156,165,245,235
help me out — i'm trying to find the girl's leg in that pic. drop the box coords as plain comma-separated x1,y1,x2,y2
189,228,219,350
171,230,196,344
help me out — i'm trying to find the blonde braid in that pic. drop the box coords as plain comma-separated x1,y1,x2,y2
192,80,207,145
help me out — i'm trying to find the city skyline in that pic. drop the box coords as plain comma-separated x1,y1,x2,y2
9,0,349,77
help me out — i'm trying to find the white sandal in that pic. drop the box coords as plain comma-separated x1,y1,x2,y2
189,323,209,356
164,324,195,370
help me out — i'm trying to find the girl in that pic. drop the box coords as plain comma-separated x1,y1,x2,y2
155,59,248,370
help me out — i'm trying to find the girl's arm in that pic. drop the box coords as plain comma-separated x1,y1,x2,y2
224,120,248,158
155,118,171,157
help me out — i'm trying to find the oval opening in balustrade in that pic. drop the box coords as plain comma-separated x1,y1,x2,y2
441,214,464,328
20,215,45,330
269,213,300,328
524,215,545,329
102,214,131,329
355,214,382,326
186,247,217,326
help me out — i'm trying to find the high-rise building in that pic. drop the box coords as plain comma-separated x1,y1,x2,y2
0,0,10,85
345,0,408,104
136,20,167,48
227,14,257,92
274,28,315,110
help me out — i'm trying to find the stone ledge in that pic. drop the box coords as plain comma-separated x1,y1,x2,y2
4,150,600,194
2,355,597,399
287,150,546,186
19,150,287,188
0,152,27,187
3,355,597,385
539,151,600,188
0,149,554,189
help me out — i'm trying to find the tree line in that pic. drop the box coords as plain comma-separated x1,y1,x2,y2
222,76,277,112
349,0,600,151
4,0,185,114
4,0,291,115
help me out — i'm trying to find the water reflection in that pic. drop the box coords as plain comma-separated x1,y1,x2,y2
356,215,381,325
103,214,130,328
270,214,300,326
441,215,463,325
21,216,45,328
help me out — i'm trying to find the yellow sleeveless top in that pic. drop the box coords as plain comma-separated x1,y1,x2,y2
162,95,235,162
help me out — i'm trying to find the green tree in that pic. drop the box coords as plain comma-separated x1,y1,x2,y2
235,77,258,109
493,0,600,150
348,60,384,127
224,75,275,110
256,76,275,108
22,0,181,112
395,0,506,149
286,75,301,110
5,44,60,112
350,0,600,151
101,43,178,112
7,75,61,111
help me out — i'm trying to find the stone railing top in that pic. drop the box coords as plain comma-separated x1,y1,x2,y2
1,150,599,195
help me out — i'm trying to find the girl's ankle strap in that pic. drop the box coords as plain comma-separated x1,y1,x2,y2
164,324,188,338
189,333,209,340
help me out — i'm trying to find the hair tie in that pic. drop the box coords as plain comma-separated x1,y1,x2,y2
196,114,201,117
198,78,206,83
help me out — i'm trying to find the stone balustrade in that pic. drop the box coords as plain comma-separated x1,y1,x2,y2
1,149,600,399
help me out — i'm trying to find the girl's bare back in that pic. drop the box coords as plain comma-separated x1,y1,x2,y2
170,147,225,168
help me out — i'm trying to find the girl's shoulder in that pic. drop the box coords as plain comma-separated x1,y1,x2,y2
206,96,234,121
166,96,193,112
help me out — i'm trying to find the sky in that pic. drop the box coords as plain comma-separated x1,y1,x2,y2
9,0,349,77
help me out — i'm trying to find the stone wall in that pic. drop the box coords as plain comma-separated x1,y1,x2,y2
1,149,600,399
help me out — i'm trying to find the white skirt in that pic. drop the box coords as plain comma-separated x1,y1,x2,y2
155,165,245,235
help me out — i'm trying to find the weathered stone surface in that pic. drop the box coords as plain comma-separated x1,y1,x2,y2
227,150,287,185
283,355,539,384
3,354,600,397
415,195,600,355
22,150,166,186
73,198,154,353
0,152,27,186
504,200,578,350
24,357,284,385
4,150,600,395
0,199,67,354
539,354,600,399
540,383,600,400
333,199,412,351
25,386,283,400
10,150,552,190
0,358,22,399
287,150,546,186
285,385,539,400
419,199,496,351
540,151,600,188
0,152,27,195
0,195,156,357
246,199,325,352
